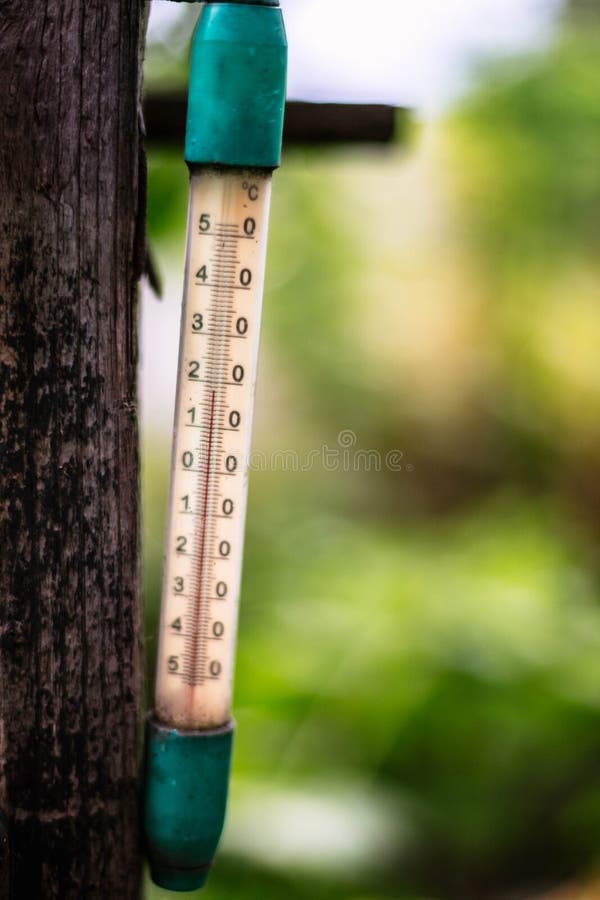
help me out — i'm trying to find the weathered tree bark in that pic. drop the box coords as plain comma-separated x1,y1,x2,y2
0,2,145,898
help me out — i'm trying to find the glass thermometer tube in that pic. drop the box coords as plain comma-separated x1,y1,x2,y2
155,167,271,731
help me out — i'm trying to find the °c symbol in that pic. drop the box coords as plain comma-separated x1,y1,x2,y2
242,181,259,201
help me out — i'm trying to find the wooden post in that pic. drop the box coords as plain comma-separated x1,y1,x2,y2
0,2,145,897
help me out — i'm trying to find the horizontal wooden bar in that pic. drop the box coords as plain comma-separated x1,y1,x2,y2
144,94,407,147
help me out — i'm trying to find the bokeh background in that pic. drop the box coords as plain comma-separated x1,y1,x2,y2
142,1,600,897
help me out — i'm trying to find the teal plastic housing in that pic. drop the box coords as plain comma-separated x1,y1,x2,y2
144,718,235,891
177,1,280,5
185,2,287,167
205,1,280,5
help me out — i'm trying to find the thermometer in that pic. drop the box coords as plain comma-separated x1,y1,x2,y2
155,168,272,731
144,1,287,891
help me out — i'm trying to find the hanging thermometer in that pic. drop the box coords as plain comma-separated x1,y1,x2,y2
144,1,287,892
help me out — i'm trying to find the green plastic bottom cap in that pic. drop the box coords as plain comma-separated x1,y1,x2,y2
151,865,211,893
144,717,235,892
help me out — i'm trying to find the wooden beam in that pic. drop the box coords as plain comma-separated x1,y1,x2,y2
144,93,405,147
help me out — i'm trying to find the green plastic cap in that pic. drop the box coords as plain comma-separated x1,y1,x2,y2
185,2,287,168
205,1,280,6
175,1,280,5
144,717,235,892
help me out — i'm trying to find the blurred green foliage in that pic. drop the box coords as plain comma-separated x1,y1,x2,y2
450,24,600,470
457,33,600,265
143,9,600,900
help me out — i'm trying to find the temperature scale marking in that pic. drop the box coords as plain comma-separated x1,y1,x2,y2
155,169,272,729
